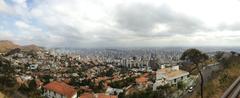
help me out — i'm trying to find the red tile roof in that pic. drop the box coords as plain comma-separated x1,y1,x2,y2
44,81,77,98
35,79,43,88
96,93,117,98
79,93,95,98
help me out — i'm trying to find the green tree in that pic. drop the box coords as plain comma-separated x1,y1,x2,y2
215,51,224,61
157,84,171,96
28,79,37,90
106,68,114,77
77,89,84,97
180,48,208,98
0,56,15,87
177,81,185,90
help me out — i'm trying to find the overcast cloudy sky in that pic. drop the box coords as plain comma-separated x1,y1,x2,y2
1,0,240,47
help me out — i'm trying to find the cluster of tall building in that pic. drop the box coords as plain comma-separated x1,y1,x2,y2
50,48,184,70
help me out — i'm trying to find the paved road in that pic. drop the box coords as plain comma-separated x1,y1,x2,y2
182,63,222,98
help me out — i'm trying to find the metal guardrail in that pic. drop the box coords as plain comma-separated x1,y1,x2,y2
231,83,240,98
221,76,240,98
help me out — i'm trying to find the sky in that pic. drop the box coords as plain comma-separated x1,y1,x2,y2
1,0,240,47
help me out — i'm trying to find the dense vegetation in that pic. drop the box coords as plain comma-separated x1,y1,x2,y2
195,51,240,98
121,87,165,98
109,77,136,88
121,83,185,98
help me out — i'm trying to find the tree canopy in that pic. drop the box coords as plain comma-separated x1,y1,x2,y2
180,48,208,64
180,48,208,98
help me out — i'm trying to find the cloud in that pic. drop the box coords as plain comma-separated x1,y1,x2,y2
0,30,15,40
24,0,134,47
15,21,31,29
115,3,207,37
1,0,240,47
218,22,240,31
0,0,12,14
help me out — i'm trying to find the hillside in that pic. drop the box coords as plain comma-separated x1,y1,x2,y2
21,44,43,52
193,52,240,98
0,40,43,53
0,40,20,53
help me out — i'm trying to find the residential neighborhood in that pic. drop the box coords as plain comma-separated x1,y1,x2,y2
0,41,213,98
1,0,240,97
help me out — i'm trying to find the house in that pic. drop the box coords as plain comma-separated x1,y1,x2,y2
105,87,123,95
29,64,38,70
35,79,43,89
43,81,77,98
20,75,32,81
96,93,117,98
79,93,95,98
153,65,189,91
135,76,148,87
79,93,117,98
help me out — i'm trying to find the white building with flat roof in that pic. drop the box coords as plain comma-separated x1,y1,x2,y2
153,65,189,91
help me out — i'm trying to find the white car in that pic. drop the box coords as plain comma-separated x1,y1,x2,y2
188,86,193,93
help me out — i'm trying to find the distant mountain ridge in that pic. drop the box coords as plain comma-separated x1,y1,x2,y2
21,44,43,51
0,40,43,53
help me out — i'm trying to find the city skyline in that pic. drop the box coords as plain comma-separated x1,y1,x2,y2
1,0,240,47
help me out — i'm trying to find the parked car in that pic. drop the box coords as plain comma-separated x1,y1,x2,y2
188,86,193,93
